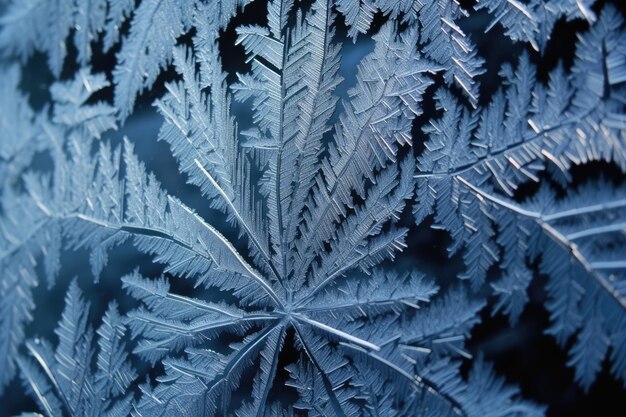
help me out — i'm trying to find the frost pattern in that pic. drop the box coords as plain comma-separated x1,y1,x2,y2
0,0,625,416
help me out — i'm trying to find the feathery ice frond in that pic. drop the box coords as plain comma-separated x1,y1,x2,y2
0,0,253,118
112,0,196,119
112,0,253,118
0,0,137,75
336,0,485,105
414,6,626,389
0,0,81,76
17,280,137,417
476,0,597,51
0,68,116,394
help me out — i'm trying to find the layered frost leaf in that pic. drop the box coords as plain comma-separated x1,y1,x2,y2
415,6,626,389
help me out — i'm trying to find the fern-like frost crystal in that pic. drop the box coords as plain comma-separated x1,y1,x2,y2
0,0,625,416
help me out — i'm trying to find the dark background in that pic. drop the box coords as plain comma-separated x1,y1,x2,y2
1,0,626,416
